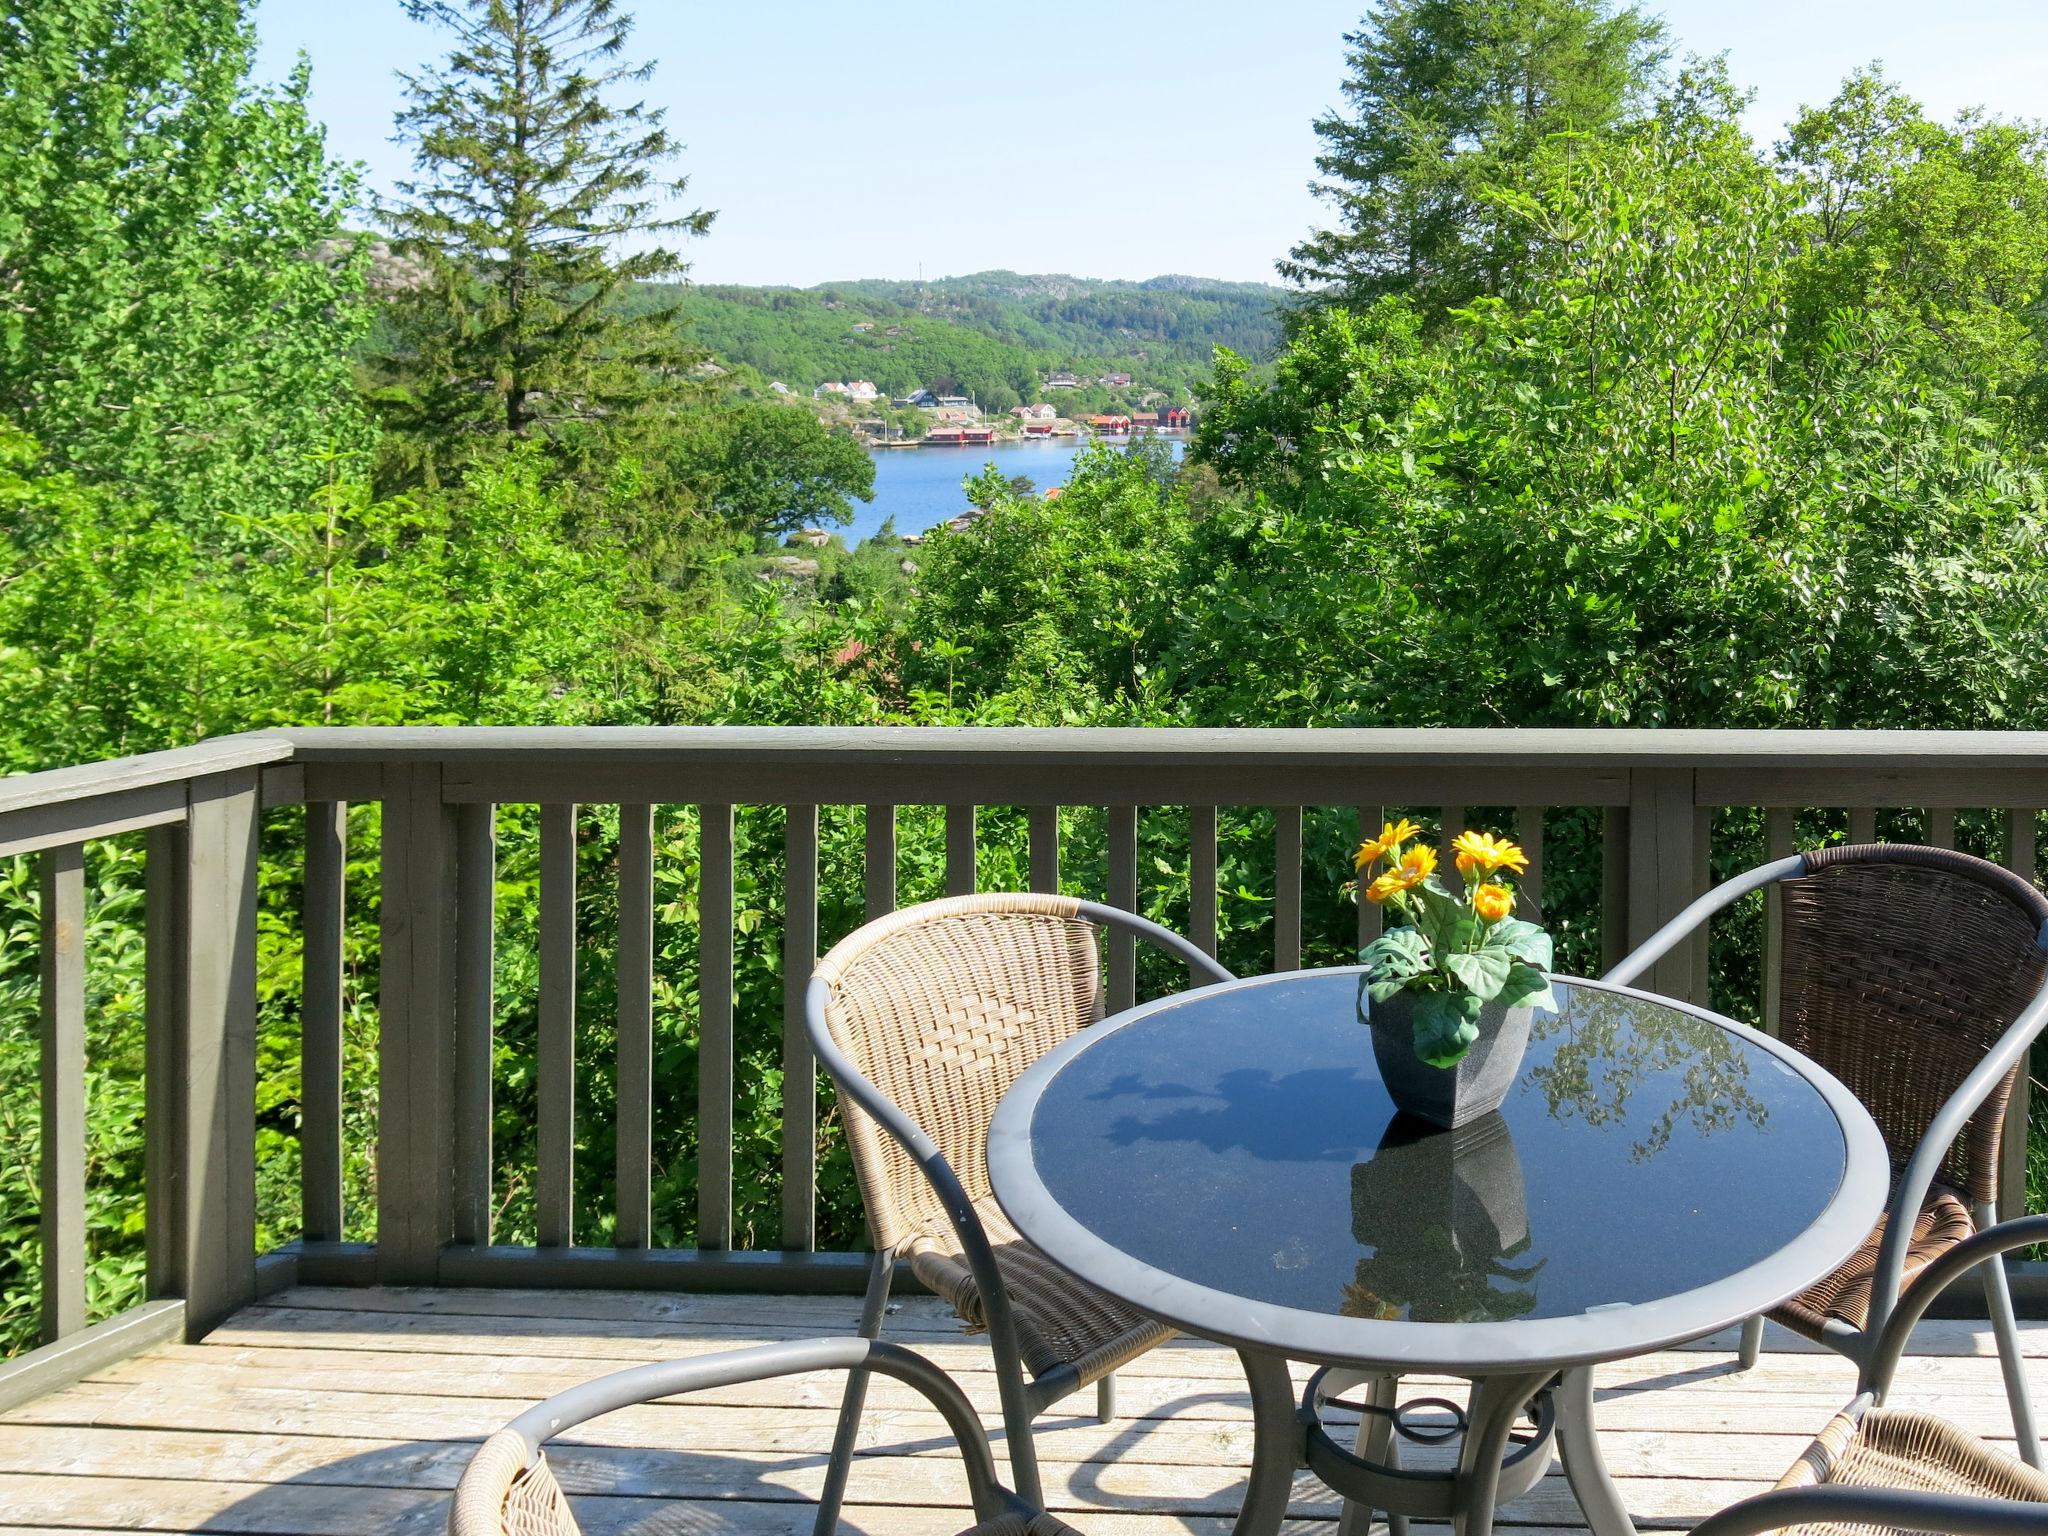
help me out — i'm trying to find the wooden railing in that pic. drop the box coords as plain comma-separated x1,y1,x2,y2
3,726,2046,1408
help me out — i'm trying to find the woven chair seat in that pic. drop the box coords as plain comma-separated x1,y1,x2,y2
907,1198,1176,1385
1771,1184,1975,1339
961,1510,1092,1536
1770,1405,2048,1533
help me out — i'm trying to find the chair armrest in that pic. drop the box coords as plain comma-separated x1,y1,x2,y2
1604,855,1806,990
500,1337,1009,1522
1076,898,1235,989
1691,1485,2048,1536
1865,1214,2048,1397
1867,979,2048,1340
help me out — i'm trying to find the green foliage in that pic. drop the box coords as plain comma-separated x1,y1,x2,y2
668,402,874,544
0,0,369,526
371,0,715,484
1283,0,1668,315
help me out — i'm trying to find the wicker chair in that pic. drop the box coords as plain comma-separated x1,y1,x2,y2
1690,1215,2048,1536
447,1337,1086,1536
805,892,1234,1530
1608,842,2048,1468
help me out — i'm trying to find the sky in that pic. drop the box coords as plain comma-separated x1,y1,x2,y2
249,1,2048,289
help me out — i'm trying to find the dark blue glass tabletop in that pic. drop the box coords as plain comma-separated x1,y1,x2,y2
988,971,1889,1370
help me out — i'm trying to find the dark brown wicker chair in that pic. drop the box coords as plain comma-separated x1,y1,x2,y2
1609,843,2048,1470
805,893,1233,1532
1690,1216,2048,1536
448,1337,1088,1536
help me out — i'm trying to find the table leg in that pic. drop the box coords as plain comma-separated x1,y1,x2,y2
1234,1348,1302,1536
1556,1365,1637,1536
1452,1372,1550,1536
1337,1372,1405,1536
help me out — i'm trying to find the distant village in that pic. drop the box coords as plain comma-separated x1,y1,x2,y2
775,368,1194,447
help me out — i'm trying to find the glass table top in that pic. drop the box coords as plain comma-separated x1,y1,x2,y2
1017,973,1851,1328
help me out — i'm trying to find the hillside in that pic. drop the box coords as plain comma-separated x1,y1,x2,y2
647,271,1286,413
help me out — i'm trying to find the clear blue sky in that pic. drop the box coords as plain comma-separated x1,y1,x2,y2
250,1,2048,288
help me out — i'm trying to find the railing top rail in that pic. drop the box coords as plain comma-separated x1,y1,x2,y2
271,725,2048,769
0,737,292,821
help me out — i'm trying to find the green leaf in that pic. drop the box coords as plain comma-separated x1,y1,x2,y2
1413,991,1483,1068
1362,925,1430,1002
1498,963,1559,1014
1443,946,1512,1001
1488,918,1553,968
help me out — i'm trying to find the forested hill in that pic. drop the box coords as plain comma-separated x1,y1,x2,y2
651,271,1286,409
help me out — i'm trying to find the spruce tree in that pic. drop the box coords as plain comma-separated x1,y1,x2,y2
373,0,714,485
1283,0,1667,317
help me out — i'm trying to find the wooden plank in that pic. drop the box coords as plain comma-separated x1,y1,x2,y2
1028,805,1060,894
944,803,976,896
0,779,186,860
781,805,819,1252
615,805,653,1250
179,770,261,1336
1355,807,1382,947
1189,805,1218,958
1762,808,1796,1037
1107,805,1139,1013
863,804,896,920
1514,806,1544,922
537,803,577,1249
1601,804,1629,974
2001,808,2039,1222
38,841,86,1342
1626,769,1699,1000
143,823,186,1301
1274,805,1303,971
376,765,455,1288
1849,806,1878,845
1437,805,1464,867
299,801,346,1246
451,803,495,1248
0,1299,184,1415
1692,806,1712,1003
698,805,736,1250
1928,807,1957,849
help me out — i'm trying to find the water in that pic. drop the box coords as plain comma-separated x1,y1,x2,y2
843,436,1185,544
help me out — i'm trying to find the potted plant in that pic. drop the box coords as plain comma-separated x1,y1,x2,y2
1351,820,1558,1128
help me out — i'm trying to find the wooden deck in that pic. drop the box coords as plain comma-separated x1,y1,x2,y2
0,1285,2042,1536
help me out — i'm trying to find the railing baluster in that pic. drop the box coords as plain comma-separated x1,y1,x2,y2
1692,807,1713,1002
945,804,976,896
536,803,576,1248
1356,806,1383,947
452,802,496,1248
1275,806,1303,972
2000,807,2039,1222
1928,807,1957,849
1762,807,1796,1037
698,804,735,1250
144,823,186,1301
1849,806,1877,845
782,805,819,1252
1438,805,1465,866
615,804,653,1250
1190,805,1218,959
1601,805,1630,974
863,804,896,920
39,842,85,1342
1108,806,1138,1013
300,801,346,1246
1027,806,1059,894
1514,806,1544,922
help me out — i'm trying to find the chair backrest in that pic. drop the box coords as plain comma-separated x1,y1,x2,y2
449,1430,580,1536
813,893,1104,1250
1776,843,2048,1205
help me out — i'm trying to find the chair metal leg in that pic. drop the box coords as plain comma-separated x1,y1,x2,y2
813,1246,896,1536
991,1326,1045,1507
1737,1315,1765,1370
1096,1371,1116,1423
1980,1233,2044,1469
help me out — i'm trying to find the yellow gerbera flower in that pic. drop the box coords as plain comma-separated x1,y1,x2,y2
1451,830,1529,877
1473,882,1515,922
1353,816,1422,871
1366,845,1437,903
1364,871,1408,904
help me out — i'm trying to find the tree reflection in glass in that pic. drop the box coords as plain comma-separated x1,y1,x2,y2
1524,988,1768,1161
1342,1112,1546,1323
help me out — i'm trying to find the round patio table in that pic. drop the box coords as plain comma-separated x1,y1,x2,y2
986,969,1888,1536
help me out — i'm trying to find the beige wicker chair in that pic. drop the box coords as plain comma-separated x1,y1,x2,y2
805,892,1233,1530
1691,1216,2048,1536
447,1337,1089,1536
1609,843,2048,1468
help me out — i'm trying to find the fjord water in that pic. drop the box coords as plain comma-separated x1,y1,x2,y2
847,436,1185,545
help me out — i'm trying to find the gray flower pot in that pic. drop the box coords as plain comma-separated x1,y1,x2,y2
1363,989,1535,1130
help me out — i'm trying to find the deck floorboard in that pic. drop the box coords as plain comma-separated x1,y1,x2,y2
2,1286,2042,1536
